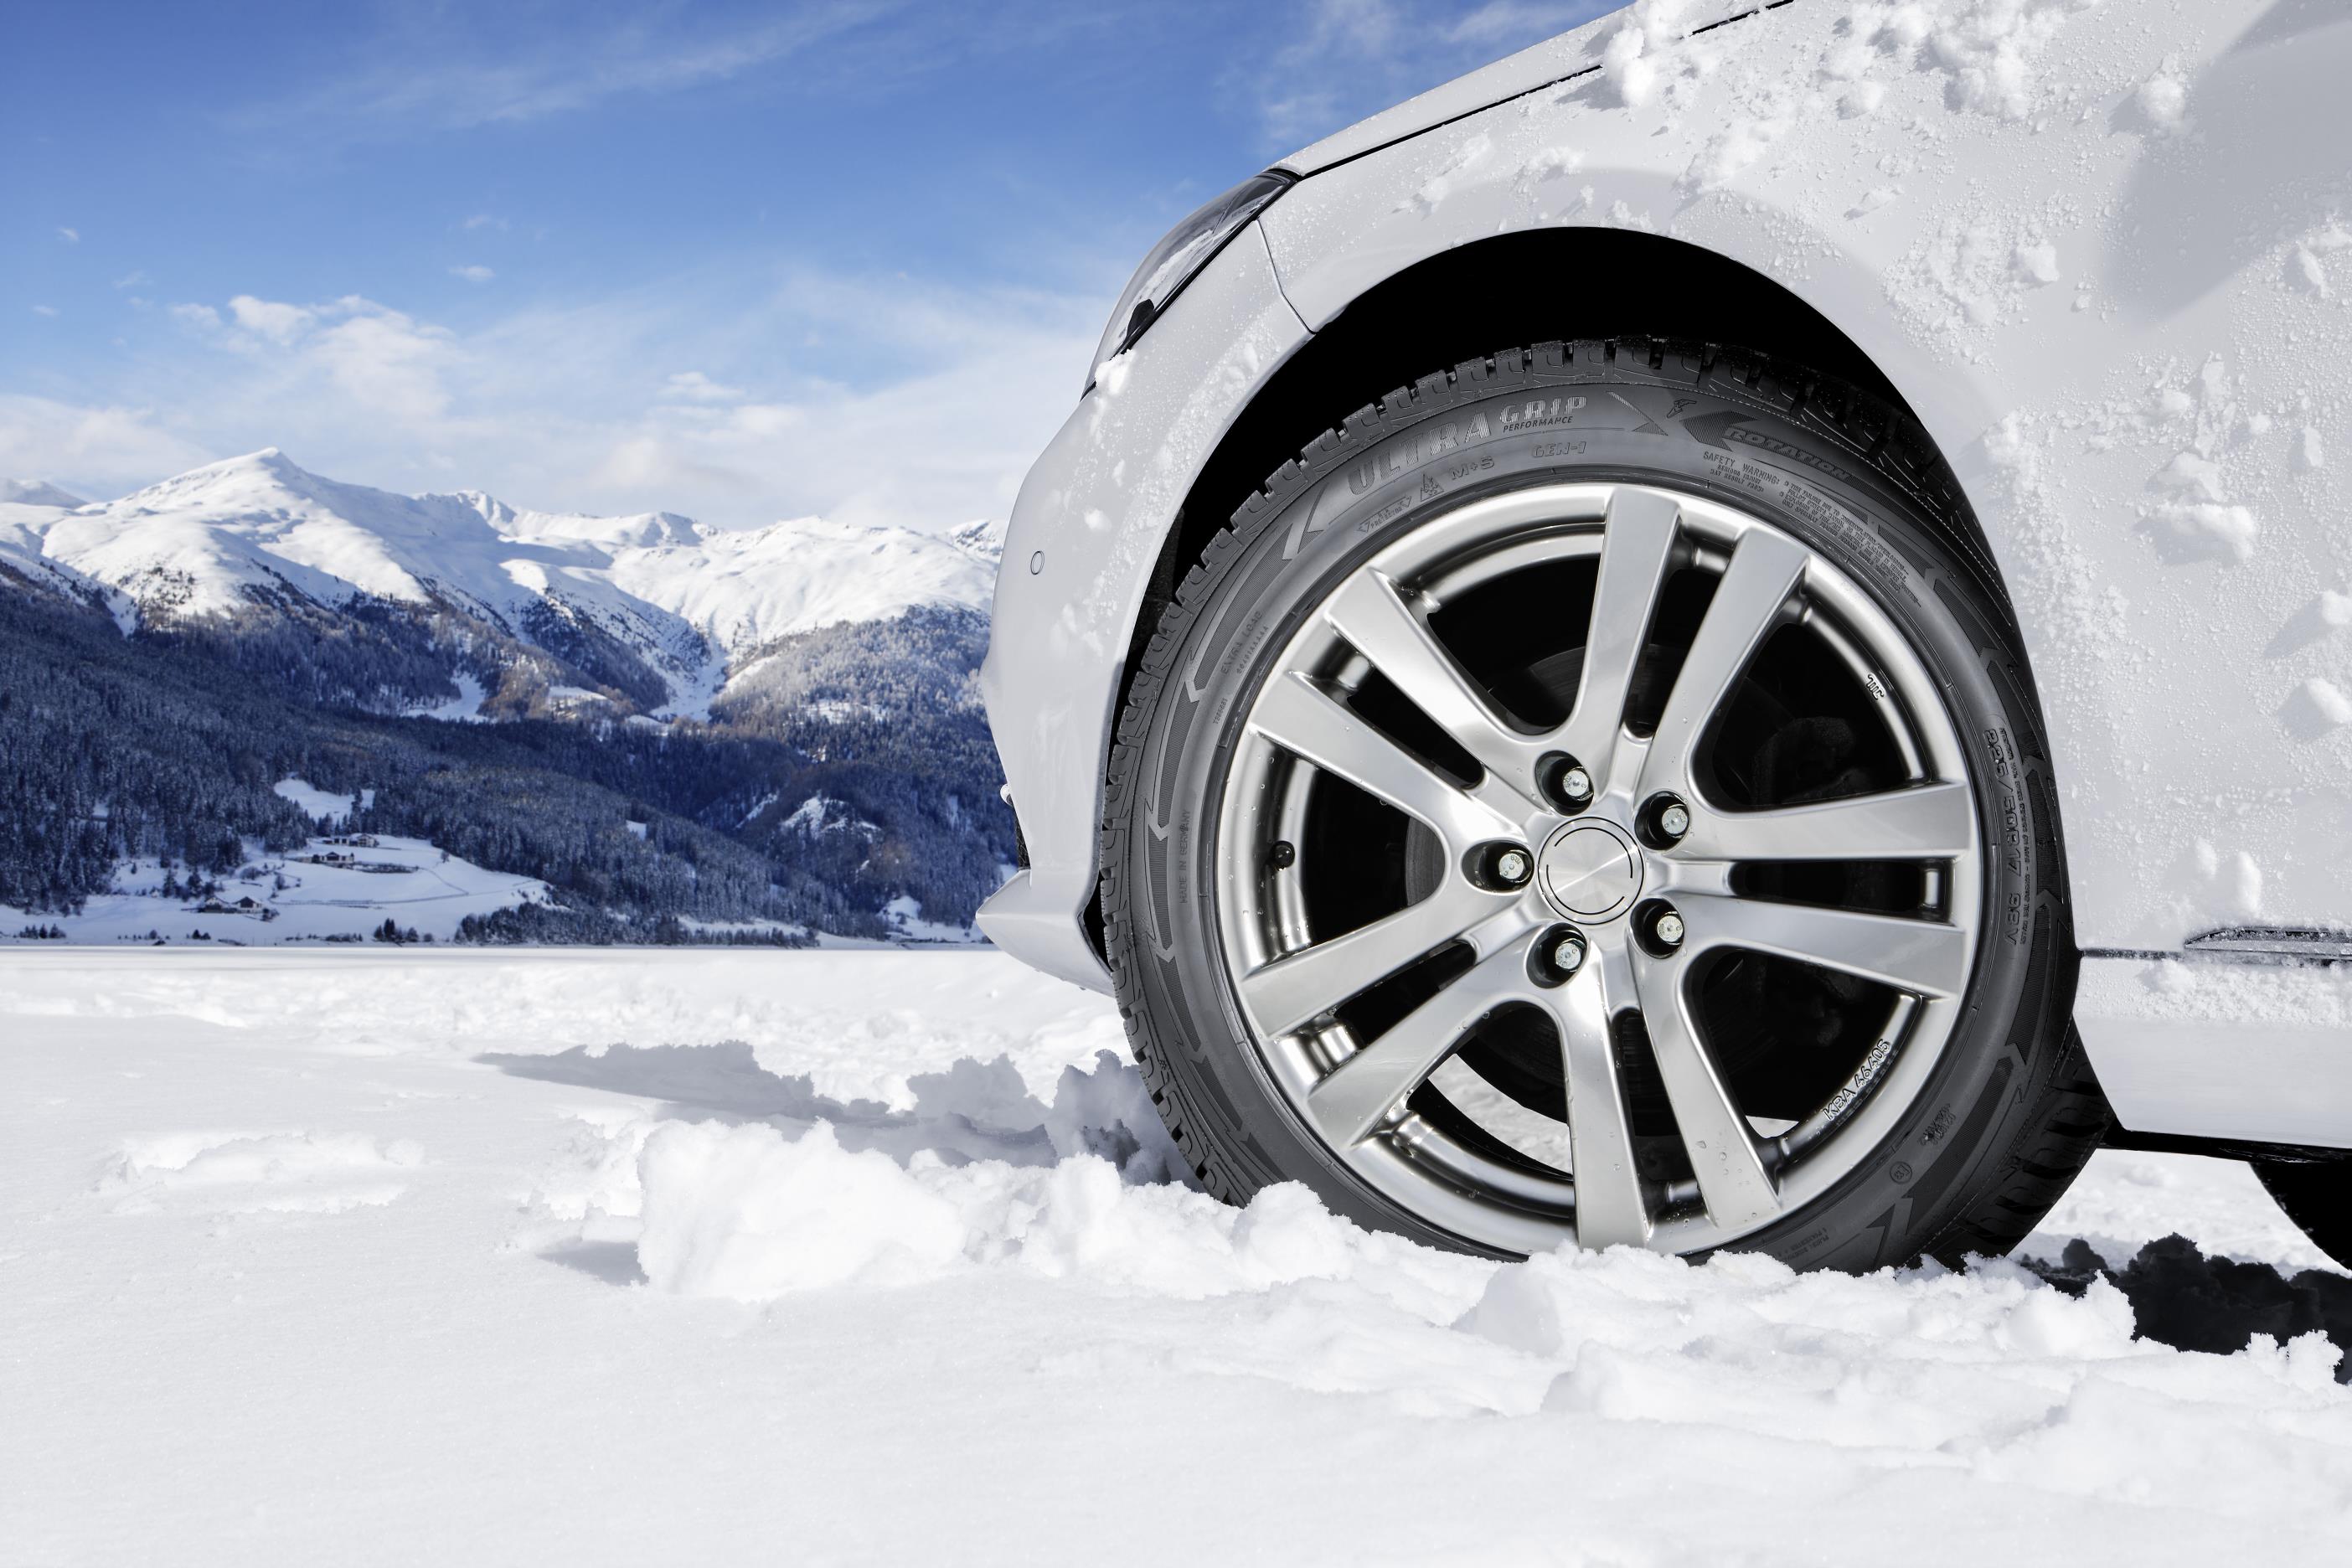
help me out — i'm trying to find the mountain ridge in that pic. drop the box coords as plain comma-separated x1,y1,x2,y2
3,450,1003,722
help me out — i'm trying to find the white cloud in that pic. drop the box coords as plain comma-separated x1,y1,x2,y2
658,370,745,402
308,306,457,421
0,395,214,495
251,4,898,137
58,227,79,243
450,265,496,283
59,265,1096,531
113,271,152,291
228,295,317,344
161,294,459,425
32,305,59,317
461,214,507,231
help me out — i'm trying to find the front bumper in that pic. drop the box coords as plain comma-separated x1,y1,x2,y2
976,223,1310,992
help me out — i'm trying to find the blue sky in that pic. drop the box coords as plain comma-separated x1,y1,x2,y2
4,0,1613,529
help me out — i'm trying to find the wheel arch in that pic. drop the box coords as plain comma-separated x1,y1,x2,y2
1121,226,2017,785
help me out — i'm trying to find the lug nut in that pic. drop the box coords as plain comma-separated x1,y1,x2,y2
1560,766,1594,804
1653,910,1686,948
1658,802,1691,840
1494,848,1532,887
1551,934,1586,974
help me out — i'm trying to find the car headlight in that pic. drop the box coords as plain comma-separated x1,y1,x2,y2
1088,170,1294,390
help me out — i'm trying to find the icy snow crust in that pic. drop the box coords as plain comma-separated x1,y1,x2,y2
8,946,2352,1561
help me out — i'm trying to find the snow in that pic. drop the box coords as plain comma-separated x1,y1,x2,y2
775,793,874,839
1,504,136,629
881,892,983,945
405,671,487,722
2137,58,2190,131
810,697,890,723
2,833,549,945
272,775,355,826
606,513,1002,662
2286,678,2352,738
1834,0,2103,124
7,946,2352,1562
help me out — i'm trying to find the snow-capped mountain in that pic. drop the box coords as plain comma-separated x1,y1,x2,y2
0,478,88,508
1,451,1015,946
3,451,1003,720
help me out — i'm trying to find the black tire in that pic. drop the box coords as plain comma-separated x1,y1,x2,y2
2254,1161,2352,1269
1101,338,2109,1266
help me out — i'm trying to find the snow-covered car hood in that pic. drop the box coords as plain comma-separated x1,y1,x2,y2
1277,0,1767,174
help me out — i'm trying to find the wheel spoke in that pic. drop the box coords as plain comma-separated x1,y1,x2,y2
1240,883,1504,1037
1307,941,1532,1147
1324,570,1547,806
1248,670,1519,848
1674,891,1972,998
1630,948,1780,1230
1678,781,1976,864
1643,529,1808,793
1550,943,1648,1248
1560,487,1681,779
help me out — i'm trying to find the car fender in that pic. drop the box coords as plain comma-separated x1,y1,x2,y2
979,225,1310,991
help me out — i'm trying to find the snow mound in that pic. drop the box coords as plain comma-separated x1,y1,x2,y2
636,1126,1394,1303
102,1129,422,1215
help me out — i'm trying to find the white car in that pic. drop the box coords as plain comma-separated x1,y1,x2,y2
979,0,2352,1270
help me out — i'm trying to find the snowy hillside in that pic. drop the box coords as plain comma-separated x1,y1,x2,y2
0,456,1016,945
1,508,134,627
0,776,555,946
5,451,1003,720
8,945,2351,1563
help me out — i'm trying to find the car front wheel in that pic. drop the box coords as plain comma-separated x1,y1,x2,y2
1101,339,2107,1266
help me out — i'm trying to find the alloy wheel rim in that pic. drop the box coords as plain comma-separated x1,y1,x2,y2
1213,482,1982,1255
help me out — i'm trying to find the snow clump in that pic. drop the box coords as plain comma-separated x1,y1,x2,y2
2136,57,2190,131
1599,0,1698,110
1834,0,2105,122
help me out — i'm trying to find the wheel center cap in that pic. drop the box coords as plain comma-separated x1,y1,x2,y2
1536,819,1643,922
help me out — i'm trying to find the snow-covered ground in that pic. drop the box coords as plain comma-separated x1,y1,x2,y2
0,831,550,946
6,948,2351,1564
